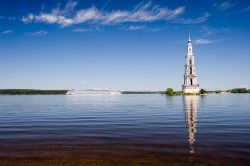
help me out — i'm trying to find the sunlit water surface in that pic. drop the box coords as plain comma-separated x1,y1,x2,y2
0,94,249,164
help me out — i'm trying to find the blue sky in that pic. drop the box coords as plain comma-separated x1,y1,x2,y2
0,0,250,90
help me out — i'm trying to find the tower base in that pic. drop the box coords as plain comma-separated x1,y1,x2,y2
183,85,200,94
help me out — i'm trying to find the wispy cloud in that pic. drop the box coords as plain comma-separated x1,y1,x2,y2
72,28,88,32
176,12,210,24
194,39,214,45
220,1,234,10
201,26,214,36
0,16,15,21
122,25,167,32
194,37,232,45
214,1,235,11
125,25,146,31
1,30,14,35
72,27,101,32
62,0,79,15
31,30,48,36
101,0,111,10
101,2,185,24
7,16,16,21
22,1,187,27
240,6,250,12
201,26,230,36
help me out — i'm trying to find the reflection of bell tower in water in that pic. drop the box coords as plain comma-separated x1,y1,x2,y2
183,96,199,154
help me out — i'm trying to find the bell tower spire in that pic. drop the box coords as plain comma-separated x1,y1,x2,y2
188,31,191,42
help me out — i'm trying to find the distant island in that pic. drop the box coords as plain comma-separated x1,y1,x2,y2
0,89,68,95
0,89,165,95
0,88,249,95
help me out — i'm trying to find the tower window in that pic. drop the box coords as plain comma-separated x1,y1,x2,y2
190,67,192,74
190,79,193,85
189,60,192,65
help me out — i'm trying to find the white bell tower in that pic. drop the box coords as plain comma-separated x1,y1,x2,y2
182,33,199,94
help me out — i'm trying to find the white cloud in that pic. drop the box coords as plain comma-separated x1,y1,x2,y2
22,1,186,27
177,12,210,24
214,1,235,11
241,6,250,12
63,0,79,15
122,25,167,32
72,28,88,32
201,26,214,36
36,13,59,24
74,7,101,24
1,30,14,35
194,37,232,45
126,25,146,31
0,16,16,21
219,1,233,10
102,3,185,24
72,27,101,32
0,16,15,21
201,26,230,36
101,0,111,10
22,0,80,26
194,39,214,45
31,30,48,36
22,13,35,23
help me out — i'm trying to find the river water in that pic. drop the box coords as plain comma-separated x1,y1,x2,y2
0,94,249,165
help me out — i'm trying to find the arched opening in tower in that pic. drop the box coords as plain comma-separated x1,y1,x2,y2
190,67,192,74
190,79,193,86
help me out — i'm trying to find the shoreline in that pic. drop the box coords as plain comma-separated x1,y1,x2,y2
0,89,249,95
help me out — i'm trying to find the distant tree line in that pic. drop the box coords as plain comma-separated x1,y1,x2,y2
165,87,250,96
1,88,249,95
228,88,250,93
0,89,68,95
214,88,250,94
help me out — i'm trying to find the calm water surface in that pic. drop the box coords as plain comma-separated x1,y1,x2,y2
0,94,250,165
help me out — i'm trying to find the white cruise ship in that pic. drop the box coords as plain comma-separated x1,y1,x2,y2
66,89,122,96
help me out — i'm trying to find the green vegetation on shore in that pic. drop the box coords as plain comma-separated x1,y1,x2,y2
165,88,174,96
0,89,68,95
215,88,250,94
165,88,182,96
164,87,250,96
228,88,250,93
215,90,222,94
165,88,208,96
199,89,208,95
